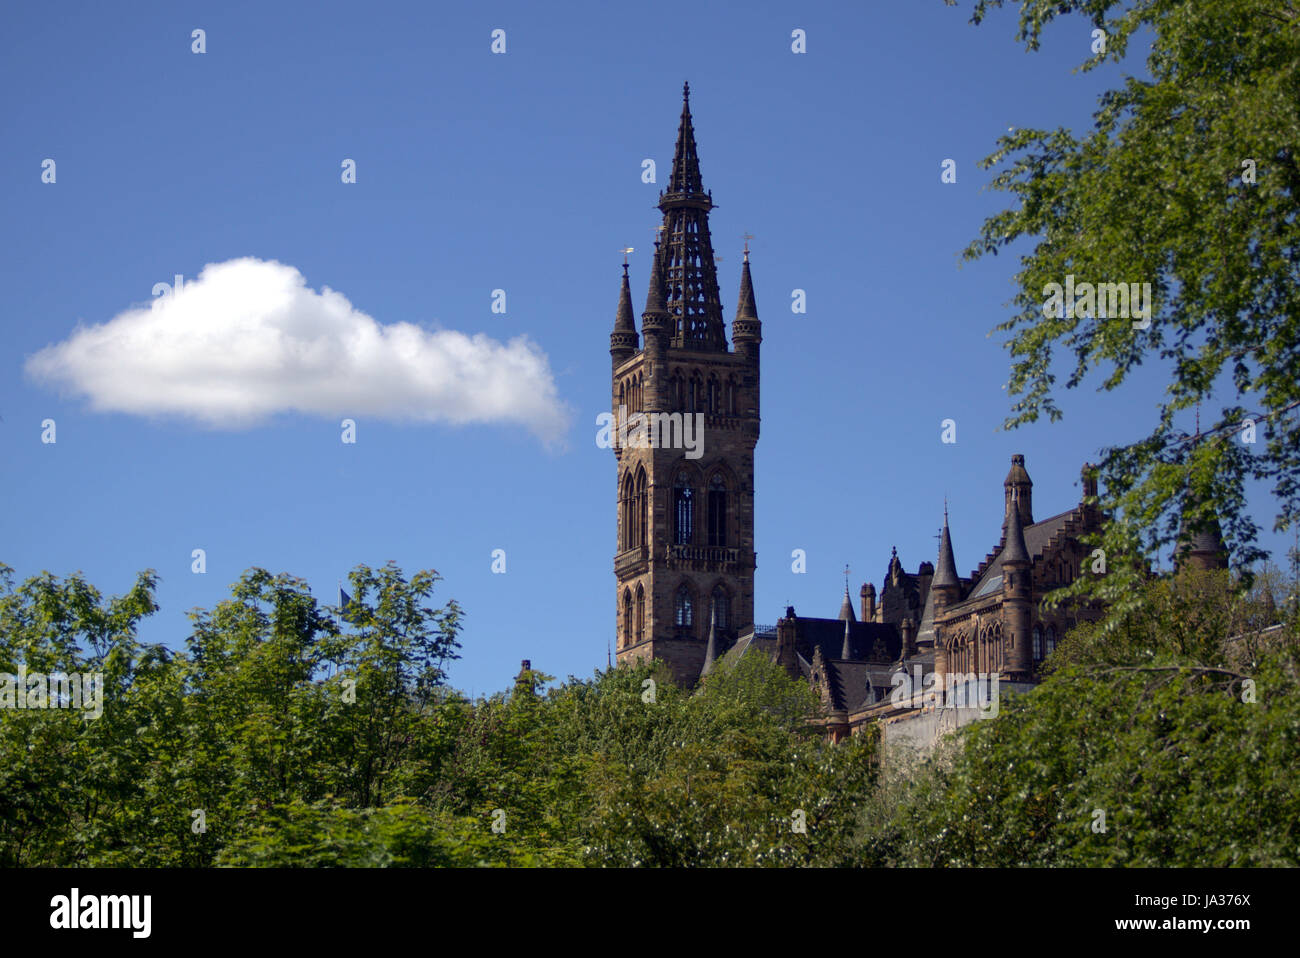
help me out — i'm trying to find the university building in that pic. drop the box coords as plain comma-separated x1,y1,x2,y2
605,86,1228,742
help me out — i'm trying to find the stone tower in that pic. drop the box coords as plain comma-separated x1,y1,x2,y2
1001,488,1033,679
610,83,761,685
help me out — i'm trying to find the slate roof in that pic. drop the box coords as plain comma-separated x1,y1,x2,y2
801,617,901,665
965,508,1078,602
727,619,933,715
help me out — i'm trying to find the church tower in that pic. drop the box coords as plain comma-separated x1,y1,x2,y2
611,84,761,685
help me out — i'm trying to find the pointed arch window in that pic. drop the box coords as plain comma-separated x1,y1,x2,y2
1045,625,1057,655
1033,625,1043,661
712,586,730,630
635,586,645,642
707,474,727,547
622,590,632,647
727,378,737,416
620,474,634,550
707,376,720,414
674,475,694,545
675,585,694,629
634,469,648,549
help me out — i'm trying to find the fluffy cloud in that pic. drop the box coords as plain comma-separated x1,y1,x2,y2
26,257,571,443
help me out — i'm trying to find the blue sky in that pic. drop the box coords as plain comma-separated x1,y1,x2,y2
2,1,1290,695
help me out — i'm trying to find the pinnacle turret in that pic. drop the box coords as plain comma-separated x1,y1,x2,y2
1004,489,1031,565
735,248,759,321
933,506,960,590
610,262,638,363
641,242,669,327
701,602,719,680
838,585,856,623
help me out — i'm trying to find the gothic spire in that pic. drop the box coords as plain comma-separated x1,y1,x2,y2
610,261,638,363
838,584,856,623
735,245,758,321
657,83,726,351
1004,488,1031,565
642,241,668,319
614,262,635,331
701,602,719,679
933,505,960,589
669,82,704,194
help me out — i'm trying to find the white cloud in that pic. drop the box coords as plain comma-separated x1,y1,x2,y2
25,257,572,443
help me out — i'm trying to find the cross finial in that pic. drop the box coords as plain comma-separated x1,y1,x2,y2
620,246,634,267
843,563,851,592
743,232,754,263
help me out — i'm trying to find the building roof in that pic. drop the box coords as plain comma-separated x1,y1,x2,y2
965,507,1078,601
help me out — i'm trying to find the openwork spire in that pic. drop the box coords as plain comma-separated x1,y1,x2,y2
669,82,705,194
658,82,726,351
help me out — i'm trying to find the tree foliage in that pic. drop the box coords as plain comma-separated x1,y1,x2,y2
950,0,1300,619
865,567,1300,866
0,564,875,866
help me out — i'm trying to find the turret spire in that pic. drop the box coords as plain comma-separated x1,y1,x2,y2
841,616,853,660
735,246,759,321
615,261,634,329
610,259,638,363
933,505,960,589
642,241,668,318
839,564,857,622
701,601,719,679
1004,488,1031,564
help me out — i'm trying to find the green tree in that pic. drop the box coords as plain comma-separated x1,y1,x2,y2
868,569,1300,866
951,0,1300,619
